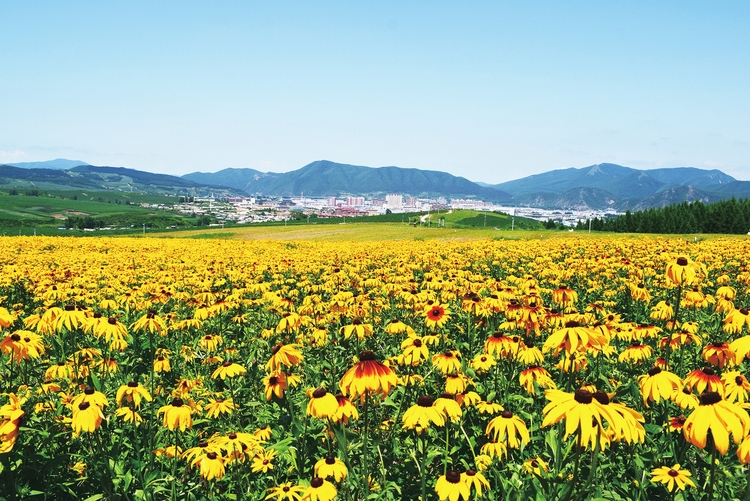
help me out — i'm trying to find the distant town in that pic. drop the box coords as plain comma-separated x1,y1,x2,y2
158,194,621,227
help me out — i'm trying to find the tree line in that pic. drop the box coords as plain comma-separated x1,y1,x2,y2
576,198,750,234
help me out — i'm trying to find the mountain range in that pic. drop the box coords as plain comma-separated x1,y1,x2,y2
2,159,749,211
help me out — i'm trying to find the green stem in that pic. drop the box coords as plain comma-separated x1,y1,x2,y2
420,434,428,501
707,444,718,501
363,393,370,499
443,421,450,475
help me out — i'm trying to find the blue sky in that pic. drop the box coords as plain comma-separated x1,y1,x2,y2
2,2,749,183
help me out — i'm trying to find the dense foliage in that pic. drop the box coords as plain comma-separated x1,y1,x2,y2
579,198,750,234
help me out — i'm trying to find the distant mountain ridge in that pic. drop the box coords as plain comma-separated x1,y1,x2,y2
183,160,513,202
3,158,750,210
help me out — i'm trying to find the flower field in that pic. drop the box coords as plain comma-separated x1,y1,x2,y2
2,234,750,500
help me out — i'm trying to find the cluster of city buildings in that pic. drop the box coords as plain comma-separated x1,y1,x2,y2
159,194,619,226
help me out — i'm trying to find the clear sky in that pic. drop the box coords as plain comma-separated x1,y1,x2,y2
2,2,749,184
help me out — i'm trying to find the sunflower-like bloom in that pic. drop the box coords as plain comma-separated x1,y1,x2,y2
265,482,305,501
516,342,544,365
591,391,645,445
552,285,578,308
432,350,462,375
331,394,358,424
306,388,339,419
665,256,702,286
638,366,682,407
264,372,288,401
401,335,430,366
650,464,696,492
523,457,549,476
618,343,653,364
72,386,109,409
130,310,167,335
702,342,736,368
251,449,277,473
402,396,445,433
445,374,470,395
463,469,490,496
314,456,348,482
339,351,398,399
738,435,750,464
673,387,699,410
72,401,104,434
650,301,674,321
424,303,451,329
154,355,171,373
277,312,302,334
212,361,247,380
485,411,529,450
204,398,238,419
266,343,304,372
157,398,193,431
542,389,608,448
476,400,504,415
339,319,373,340
519,366,556,394
435,470,470,501
684,367,724,396
542,321,607,356
194,451,225,481
683,391,750,455
0,394,25,453
302,477,337,501
723,371,750,403
0,331,45,361
471,353,496,372
115,407,144,425
116,381,152,407
484,332,513,358
198,334,223,352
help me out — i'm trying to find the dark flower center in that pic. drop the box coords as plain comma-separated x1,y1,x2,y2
446,470,461,484
413,339,422,347
737,376,745,385
325,456,336,465
700,391,722,405
207,452,217,460
501,411,512,419
417,395,434,407
84,386,95,395
574,389,593,404
668,469,679,477
78,402,90,410
702,367,715,376
171,398,184,407
648,366,662,376
565,321,581,328
222,361,232,367
269,377,278,385
592,391,610,405
676,257,688,266
10,334,21,341
741,308,749,315
352,319,362,325
439,392,455,400
108,317,117,325
64,304,75,311
310,477,324,488
312,387,327,399
466,469,477,476
359,350,376,361
128,381,138,388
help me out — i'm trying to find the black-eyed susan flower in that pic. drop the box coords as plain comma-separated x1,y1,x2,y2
434,470,470,501
332,394,358,424
650,464,696,492
445,374,470,395
339,350,398,400
702,342,736,368
402,395,445,433
212,361,246,380
463,469,490,496
116,381,152,407
618,342,653,364
723,371,750,403
339,318,373,340
543,321,607,356
198,334,223,352
302,477,337,501
153,355,171,373
665,256,700,286
401,335,430,366
471,353,496,372
683,391,750,454
486,411,530,450
195,451,225,481
476,401,504,415
435,393,463,422
72,387,108,409
638,366,682,407
266,343,304,372
480,440,506,459
314,456,348,482
72,401,104,434
424,303,451,329
673,387,699,410
432,350,462,375
157,398,193,431
541,389,608,448
115,407,144,425
523,457,549,476
306,387,338,419
516,341,544,365
265,482,305,501
251,449,277,473
131,310,167,335
667,416,687,432
204,398,238,419
684,367,724,396
264,372,288,401
519,365,556,394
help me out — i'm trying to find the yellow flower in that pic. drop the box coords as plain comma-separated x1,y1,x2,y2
71,401,104,434
212,361,247,380
435,470,470,501
116,381,152,407
485,411,530,450
650,464,695,492
251,449,277,473
302,477,337,501
339,350,398,399
306,388,339,419
157,398,193,431
402,396,445,433
204,398,238,419
314,456,348,482
683,391,749,455
265,482,305,501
